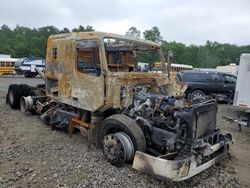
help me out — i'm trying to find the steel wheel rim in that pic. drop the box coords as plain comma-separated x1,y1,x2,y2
103,132,134,165
115,132,134,162
192,92,203,100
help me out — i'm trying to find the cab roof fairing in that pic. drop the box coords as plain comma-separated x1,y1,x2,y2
47,32,166,74
48,32,161,48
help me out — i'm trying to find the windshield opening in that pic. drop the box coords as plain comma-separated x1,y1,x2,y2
104,37,162,72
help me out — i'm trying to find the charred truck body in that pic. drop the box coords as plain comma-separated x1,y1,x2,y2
6,32,233,181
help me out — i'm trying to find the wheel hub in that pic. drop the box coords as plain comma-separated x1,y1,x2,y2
103,132,134,166
193,92,203,100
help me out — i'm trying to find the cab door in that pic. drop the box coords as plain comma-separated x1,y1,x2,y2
72,39,105,112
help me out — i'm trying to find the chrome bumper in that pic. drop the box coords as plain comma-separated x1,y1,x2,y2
132,143,229,182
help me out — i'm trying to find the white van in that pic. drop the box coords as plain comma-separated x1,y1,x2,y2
14,57,45,77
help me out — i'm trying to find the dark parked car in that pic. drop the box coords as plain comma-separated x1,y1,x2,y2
177,71,237,102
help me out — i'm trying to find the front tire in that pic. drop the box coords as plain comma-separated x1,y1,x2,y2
100,114,146,166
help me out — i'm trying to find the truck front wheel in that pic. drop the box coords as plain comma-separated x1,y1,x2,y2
100,114,146,167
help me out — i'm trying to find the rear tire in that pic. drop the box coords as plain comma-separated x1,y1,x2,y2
19,84,31,96
100,114,146,166
7,84,22,109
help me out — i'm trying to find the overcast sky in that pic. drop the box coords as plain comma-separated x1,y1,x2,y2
0,0,250,45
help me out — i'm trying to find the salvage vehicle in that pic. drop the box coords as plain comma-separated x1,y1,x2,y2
177,70,236,103
6,32,233,182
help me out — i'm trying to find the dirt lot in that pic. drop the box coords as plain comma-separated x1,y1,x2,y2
0,76,250,188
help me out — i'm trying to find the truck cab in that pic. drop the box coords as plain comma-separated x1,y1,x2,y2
45,32,178,112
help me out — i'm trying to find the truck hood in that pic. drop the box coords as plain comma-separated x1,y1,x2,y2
104,72,182,109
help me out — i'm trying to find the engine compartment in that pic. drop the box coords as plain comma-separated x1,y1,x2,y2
121,85,231,162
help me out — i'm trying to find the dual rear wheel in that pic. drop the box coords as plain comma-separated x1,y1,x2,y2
6,84,31,109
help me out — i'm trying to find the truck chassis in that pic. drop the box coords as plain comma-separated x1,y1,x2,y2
6,32,233,181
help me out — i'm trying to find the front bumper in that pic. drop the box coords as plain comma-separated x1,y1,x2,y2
132,142,229,182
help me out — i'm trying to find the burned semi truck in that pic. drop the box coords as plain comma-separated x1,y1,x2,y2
6,32,233,181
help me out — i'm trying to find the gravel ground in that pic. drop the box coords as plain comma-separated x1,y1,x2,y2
0,76,249,188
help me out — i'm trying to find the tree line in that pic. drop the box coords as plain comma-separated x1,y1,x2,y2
0,25,94,58
1,24,250,68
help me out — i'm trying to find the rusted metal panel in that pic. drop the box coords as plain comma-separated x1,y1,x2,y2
105,72,183,109
106,72,165,108
71,74,105,111
46,33,105,112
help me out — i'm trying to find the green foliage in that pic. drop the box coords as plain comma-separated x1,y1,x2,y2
125,26,250,68
1,24,250,69
161,40,250,68
143,26,163,42
72,25,95,32
137,51,160,64
0,25,95,58
125,27,141,38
